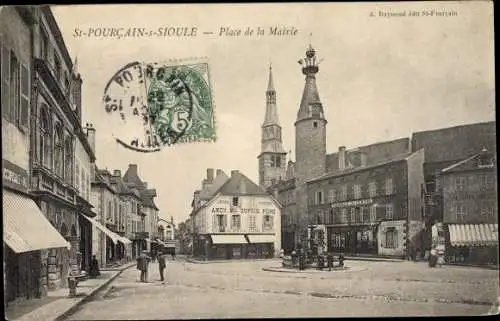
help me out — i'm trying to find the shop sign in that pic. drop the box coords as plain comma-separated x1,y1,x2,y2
3,159,29,192
331,198,373,208
135,232,150,239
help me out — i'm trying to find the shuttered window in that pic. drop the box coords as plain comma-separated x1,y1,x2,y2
1,41,30,128
1,43,10,120
20,63,29,128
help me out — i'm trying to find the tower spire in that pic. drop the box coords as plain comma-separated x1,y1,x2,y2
267,63,275,92
296,43,325,123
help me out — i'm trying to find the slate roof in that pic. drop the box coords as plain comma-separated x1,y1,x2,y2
122,164,145,189
199,170,230,200
325,138,410,174
411,121,496,164
214,171,269,196
310,152,413,183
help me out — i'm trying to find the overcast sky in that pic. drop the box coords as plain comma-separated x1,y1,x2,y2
52,2,495,224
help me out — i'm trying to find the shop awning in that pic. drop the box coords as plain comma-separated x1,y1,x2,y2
118,236,132,245
246,234,275,244
210,234,248,244
79,214,122,245
3,190,71,253
449,224,498,247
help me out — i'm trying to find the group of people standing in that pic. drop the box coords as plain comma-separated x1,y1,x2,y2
136,250,168,283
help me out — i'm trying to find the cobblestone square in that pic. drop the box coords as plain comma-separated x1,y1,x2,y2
66,258,499,319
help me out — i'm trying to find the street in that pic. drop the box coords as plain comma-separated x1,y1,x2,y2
65,257,498,319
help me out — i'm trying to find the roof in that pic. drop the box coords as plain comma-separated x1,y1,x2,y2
110,175,131,194
92,165,115,193
309,152,413,183
199,170,230,200
326,138,410,174
411,121,496,164
122,164,145,189
214,171,269,196
297,75,322,121
440,147,495,174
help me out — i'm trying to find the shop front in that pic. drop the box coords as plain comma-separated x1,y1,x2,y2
3,189,70,304
446,223,498,265
208,234,248,260
327,224,378,255
246,234,276,259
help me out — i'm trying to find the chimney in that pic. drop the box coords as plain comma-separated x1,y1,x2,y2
207,168,214,182
128,164,138,174
339,146,346,171
85,123,96,154
231,170,239,177
113,170,121,177
216,169,223,177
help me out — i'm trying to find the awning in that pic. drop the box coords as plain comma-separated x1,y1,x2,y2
118,236,132,245
3,190,71,253
156,239,166,246
210,234,248,244
449,224,498,247
246,234,275,244
79,214,122,245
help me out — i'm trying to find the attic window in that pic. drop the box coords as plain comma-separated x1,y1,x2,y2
232,197,239,206
313,121,318,128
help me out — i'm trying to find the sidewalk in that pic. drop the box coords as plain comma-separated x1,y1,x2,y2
5,262,135,321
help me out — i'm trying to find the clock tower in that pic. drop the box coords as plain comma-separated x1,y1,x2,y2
258,65,287,188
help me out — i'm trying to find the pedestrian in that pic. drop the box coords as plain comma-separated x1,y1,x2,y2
136,250,151,282
327,252,334,271
338,253,345,268
171,251,176,261
158,251,167,283
151,250,157,263
89,255,100,278
429,246,437,268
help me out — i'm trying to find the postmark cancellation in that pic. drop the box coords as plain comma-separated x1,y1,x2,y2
103,57,216,153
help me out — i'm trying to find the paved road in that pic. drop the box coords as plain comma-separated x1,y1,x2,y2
66,258,499,319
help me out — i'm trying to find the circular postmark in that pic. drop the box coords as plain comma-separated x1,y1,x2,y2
103,60,214,152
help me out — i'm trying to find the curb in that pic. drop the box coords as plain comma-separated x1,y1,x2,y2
53,263,135,321
344,257,405,263
185,258,280,264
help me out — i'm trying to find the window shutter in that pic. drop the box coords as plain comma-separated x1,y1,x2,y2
20,62,29,127
1,43,10,120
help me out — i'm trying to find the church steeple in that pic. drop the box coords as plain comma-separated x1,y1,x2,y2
264,65,279,126
258,64,287,188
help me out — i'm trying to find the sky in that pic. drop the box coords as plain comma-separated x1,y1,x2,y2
51,2,495,225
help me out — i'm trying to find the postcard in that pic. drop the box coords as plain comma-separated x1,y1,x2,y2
1,2,497,320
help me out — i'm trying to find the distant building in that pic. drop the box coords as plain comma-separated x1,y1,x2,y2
191,169,282,260
437,147,498,265
307,148,425,257
412,120,497,249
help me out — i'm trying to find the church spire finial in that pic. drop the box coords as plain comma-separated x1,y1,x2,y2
267,63,275,92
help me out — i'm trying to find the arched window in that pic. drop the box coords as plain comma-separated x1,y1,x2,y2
64,136,73,184
54,124,64,178
40,107,52,168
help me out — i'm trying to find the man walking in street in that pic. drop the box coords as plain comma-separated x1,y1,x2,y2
158,251,167,283
136,250,151,282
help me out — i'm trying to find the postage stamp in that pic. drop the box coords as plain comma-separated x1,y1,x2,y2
102,57,216,152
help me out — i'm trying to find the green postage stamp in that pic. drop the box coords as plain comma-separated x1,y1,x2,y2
102,57,216,153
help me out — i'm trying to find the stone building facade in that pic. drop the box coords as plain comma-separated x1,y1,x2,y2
437,147,498,264
191,169,282,260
